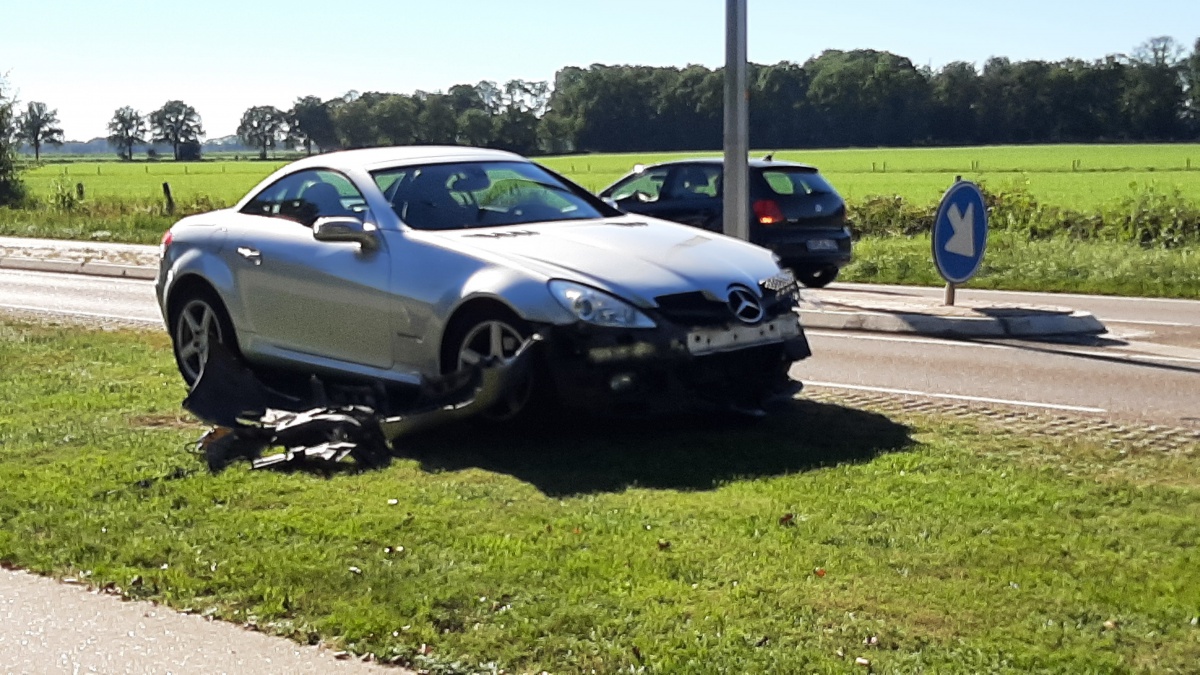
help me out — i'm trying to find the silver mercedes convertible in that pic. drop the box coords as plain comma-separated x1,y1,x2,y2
155,146,811,419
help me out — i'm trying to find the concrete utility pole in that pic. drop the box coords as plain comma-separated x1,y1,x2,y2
722,0,750,241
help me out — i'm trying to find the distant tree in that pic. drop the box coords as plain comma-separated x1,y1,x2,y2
447,83,488,115
416,94,458,144
1187,39,1200,135
457,108,494,147
332,94,379,149
237,105,287,159
16,102,64,161
0,75,25,206
150,100,204,160
106,106,145,160
370,94,419,146
289,96,338,154
492,106,539,155
178,140,202,161
1124,37,1186,139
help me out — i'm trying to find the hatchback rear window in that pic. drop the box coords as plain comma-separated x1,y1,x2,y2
762,170,836,196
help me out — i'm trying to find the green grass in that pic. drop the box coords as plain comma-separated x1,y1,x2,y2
540,144,1200,210
1,320,1198,673
22,160,287,203
842,233,1200,299
18,144,1200,210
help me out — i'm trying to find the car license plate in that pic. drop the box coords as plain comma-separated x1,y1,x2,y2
687,316,800,356
807,239,838,252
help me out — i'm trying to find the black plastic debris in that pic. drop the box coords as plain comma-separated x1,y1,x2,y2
186,337,539,473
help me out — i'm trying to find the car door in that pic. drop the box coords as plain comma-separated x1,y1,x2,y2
602,166,669,218
606,164,723,232
231,169,394,370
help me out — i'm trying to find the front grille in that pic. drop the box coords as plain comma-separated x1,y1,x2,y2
654,284,796,328
654,292,730,327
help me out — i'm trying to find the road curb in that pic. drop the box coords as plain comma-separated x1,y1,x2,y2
799,308,1106,338
0,256,157,281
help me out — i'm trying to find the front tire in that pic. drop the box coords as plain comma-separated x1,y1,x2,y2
441,308,537,422
170,289,237,388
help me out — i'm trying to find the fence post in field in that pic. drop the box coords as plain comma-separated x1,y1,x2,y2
162,182,175,215
75,183,84,201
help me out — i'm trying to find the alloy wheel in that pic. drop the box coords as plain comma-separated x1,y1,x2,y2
175,298,224,385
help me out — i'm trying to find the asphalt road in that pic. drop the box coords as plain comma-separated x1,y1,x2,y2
2,269,1198,426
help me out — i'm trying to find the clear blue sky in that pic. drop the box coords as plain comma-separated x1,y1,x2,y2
2,0,1197,140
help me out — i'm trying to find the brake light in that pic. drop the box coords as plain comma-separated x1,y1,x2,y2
160,229,173,256
753,199,785,226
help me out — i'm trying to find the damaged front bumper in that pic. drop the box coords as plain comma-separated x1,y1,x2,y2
535,313,812,416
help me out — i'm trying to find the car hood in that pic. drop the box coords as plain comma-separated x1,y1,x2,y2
424,216,782,306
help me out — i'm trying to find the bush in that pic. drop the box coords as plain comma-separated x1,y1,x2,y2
846,181,1200,248
0,82,26,208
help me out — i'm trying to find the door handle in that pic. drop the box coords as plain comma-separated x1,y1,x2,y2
237,247,262,265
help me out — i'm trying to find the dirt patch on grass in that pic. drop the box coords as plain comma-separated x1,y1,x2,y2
128,412,201,431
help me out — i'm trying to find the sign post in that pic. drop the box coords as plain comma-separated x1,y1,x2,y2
722,0,749,241
932,178,988,306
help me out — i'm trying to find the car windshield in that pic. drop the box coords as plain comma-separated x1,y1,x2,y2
762,169,836,196
372,161,607,230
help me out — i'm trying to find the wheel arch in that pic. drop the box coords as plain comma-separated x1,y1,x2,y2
438,296,528,373
165,274,242,355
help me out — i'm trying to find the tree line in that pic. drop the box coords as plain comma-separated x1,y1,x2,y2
4,35,1200,176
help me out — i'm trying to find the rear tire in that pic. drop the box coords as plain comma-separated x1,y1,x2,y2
169,287,238,388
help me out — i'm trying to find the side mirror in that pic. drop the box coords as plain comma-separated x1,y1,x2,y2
313,217,379,251
602,197,623,211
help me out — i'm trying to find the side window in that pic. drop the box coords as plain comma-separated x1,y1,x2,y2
661,165,721,201
240,169,370,226
609,167,669,203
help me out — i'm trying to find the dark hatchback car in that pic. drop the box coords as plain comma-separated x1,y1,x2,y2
599,158,852,287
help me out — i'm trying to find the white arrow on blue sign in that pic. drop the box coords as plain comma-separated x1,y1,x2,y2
932,181,988,285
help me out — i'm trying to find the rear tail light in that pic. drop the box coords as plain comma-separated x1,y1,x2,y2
753,199,785,226
160,229,173,257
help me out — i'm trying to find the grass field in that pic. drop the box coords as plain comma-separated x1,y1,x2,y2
1,320,1198,673
18,144,1200,210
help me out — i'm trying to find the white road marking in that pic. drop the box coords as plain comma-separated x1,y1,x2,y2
0,302,159,324
1103,318,1199,328
806,330,1007,349
809,330,1200,364
804,380,1108,414
830,282,1200,306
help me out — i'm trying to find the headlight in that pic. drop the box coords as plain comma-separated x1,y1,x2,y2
548,280,656,329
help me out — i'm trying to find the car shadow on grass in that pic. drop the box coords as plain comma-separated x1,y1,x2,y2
395,398,913,497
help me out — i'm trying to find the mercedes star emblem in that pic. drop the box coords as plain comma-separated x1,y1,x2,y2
726,286,764,325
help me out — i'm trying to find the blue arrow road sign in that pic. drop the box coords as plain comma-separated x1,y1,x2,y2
932,181,988,285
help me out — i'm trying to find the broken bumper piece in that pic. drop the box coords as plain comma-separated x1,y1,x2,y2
186,337,539,472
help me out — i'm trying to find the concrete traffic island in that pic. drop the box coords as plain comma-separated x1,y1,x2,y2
798,288,1106,338
0,236,158,280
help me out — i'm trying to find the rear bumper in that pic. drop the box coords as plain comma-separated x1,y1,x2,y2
757,228,853,270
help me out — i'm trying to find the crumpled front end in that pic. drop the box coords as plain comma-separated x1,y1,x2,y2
536,275,811,416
